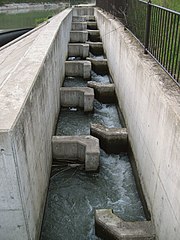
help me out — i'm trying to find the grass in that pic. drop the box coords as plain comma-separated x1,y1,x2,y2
150,0,180,12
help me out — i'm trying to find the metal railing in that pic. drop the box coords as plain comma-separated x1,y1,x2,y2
96,0,180,84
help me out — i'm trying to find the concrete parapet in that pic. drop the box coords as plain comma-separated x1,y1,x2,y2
95,209,155,240
87,81,116,103
88,42,104,55
70,30,88,43
90,123,128,153
65,60,91,79
60,87,94,112
72,22,87,30
68,43,89,58
86,57,109,75
52,136,100,171
88,30,101,42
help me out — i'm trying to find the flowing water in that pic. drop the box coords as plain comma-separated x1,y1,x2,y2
41,74,146,239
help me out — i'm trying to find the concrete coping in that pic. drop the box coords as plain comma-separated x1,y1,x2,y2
65,60,91,79
90,123,128,153
60,87,94,112
87,81,116,103
95,209,155,240
52,135,100,172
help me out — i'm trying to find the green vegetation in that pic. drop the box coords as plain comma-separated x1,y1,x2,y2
0,0,68,5
150,0,180,12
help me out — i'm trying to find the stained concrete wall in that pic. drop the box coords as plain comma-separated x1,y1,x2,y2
0,8,72,240
95,8,180,240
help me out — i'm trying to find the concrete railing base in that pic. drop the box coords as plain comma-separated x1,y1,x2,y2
87,81,116,103
90,123,128,153
65,60,91,79
70,31,88,43
86,58,109,75
60,87,94,112
52,136,100,172
95,209,155,240
68,43,89,58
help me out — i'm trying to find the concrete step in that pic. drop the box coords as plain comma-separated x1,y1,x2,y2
65,60,91,79
68,43,89,58
95,209,155,240
87,21,98,30
90,124,128,153
60,87,94,112
70,31,88,43
52,136,100,172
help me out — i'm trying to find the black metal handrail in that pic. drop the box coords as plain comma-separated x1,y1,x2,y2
96,0,180,84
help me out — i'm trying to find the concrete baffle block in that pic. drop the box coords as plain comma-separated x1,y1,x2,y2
87,81,116,103
72,16,86,22
86,57,109,75
90,123,128,153
88,30,101,42
65,60,91,79
87,22,97,30
52,136,100,172
88,42,104,55
95,209,155,240
72,22,87,31
60,87,94,112
70,31,88,43
68,43,89,58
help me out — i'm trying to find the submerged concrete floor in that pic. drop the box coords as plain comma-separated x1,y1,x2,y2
40,150,145,240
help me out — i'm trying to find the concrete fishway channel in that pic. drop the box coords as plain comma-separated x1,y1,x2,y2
40,7,155,240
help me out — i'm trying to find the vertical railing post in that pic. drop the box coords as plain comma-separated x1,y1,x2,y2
144,0,152,54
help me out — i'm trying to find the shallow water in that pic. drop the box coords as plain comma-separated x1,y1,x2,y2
56,100,121,136
41,150,145,240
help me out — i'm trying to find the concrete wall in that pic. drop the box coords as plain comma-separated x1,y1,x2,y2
95,9,180,240
0,8,72,240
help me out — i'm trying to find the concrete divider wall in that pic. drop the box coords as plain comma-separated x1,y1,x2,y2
95,9,180,240
0,9,72,240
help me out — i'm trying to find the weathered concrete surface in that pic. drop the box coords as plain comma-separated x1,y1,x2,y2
95,8,180,240
90,123,128,153
65,60,91,79
60,87,94,112
88,29,101,42
0,8,72,240
87,21,97,30
72,16,86,22
52,135,100,171
95,209,155,240
88,41,104,55
73,6,94,16
86,57,109,75
70,30,88,43
87,81,116,103
68,43,89,58
72,22,87,30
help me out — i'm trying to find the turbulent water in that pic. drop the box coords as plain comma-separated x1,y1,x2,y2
41,150,145,240
41,31,146,240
